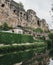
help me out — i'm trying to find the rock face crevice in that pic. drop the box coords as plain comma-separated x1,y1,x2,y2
0,0,48,31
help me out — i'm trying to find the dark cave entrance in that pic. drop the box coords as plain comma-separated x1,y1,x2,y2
37,20,40,26
1,4,5,7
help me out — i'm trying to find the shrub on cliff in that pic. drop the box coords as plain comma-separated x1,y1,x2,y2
33,28,43,33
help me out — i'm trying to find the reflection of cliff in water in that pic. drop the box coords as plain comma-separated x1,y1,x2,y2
22,51,50,65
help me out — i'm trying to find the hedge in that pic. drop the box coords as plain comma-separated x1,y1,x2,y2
0,44,46,54
0,32,34,44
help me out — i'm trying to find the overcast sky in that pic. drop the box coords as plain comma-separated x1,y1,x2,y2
14,0,53,29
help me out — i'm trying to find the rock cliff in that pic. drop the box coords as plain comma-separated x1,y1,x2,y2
0,0,48,31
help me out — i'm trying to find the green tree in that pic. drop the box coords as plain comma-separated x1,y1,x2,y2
2,22,9,31
0,25,3,31
47,33,53,49
49,33,53,40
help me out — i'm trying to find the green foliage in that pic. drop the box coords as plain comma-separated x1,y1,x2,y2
0,32,34,44
0,25,2,31
0,41,46,65
49,33,53,40
0,44,46,54
33,28,43,33
47,40,52,49
39,36,45,40
2,22,9,31
0,22,11,31
0,50,35,65
48,33,53,45
0,22,13,31
49,49,53,57
0,46,46,65
47,33,53,49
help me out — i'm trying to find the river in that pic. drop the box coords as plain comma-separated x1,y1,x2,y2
0,46,53,65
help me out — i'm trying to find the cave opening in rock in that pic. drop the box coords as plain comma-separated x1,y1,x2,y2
13,10,16,13
1,4,5,7
37,20,40,26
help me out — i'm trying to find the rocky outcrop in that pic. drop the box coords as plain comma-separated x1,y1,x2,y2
40,19,49,31
0,0,19,27
0,0,49,31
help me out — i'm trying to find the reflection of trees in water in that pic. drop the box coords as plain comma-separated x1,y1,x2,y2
52,58,53,60
0,50,50,65
22,52,50,65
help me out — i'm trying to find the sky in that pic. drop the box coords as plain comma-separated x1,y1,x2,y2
14,0,53,29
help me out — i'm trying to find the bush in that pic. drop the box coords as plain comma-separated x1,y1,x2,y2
2,22,10,31
33,28,43,33
0,43,46,54
47,33,53,49
46,40,52,49
49,33,53,40
39,36,45,40
0,32,34,44
0,23,13,31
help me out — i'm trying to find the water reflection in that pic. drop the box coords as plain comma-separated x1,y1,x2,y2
22,52,50,65
49,58,53,65
0,50,53,65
